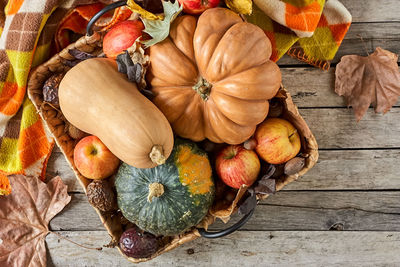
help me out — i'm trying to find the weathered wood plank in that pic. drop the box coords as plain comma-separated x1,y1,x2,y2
49,191,400,232
284,149,400,190
47,149,400,193
282,67,400,108
278,22,400,65
46,231,400,266
302,108,400,149
342,0,400,23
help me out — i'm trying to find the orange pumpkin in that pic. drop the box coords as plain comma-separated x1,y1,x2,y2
147,8,282,144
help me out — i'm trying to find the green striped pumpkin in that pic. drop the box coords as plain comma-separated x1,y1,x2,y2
115,139,215,236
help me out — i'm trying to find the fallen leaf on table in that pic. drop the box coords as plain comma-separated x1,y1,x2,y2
141,0,183,48
335,47,400,121
0,175,71,267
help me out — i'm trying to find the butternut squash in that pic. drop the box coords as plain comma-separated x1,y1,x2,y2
59,58,174,169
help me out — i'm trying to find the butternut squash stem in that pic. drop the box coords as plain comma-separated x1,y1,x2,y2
147,182,165,203
149,145,166,165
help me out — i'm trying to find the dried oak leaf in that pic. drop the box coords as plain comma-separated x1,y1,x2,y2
64,49,97,67
0,175,71,267
117,42,153,98
238,164,276,215
335,47,400,121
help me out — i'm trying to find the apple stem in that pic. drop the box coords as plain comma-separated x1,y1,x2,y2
288,129,298,139
90,147,98,156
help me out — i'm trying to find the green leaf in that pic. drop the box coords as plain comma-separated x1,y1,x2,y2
141,0,183,48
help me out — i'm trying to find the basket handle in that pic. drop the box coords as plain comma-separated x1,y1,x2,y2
197,206,255,239
86,0,127,36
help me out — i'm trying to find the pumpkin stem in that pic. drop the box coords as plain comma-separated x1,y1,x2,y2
193,77,212,101
147,182,165,203
149,145,166,165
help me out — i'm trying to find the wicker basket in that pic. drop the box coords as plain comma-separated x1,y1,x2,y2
27,33,318,263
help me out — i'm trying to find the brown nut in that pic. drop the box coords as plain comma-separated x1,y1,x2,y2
67,122,87,139
267,99,283,118
243,138,257,150
284,157,305,175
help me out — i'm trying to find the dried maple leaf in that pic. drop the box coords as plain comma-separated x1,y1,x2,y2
335,47,400,121
0,175,71,267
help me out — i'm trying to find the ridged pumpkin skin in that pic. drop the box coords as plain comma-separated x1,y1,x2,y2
147,8,282,144
59,58,174,169
115,139,215,236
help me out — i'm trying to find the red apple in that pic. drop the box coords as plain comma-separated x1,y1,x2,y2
255,118,301,164
73,136,120,179
103,20,144,59
178,0,220,15
216,145,260,189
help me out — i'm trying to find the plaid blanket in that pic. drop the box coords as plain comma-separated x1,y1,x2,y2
0,0,127,195
247,0,352,69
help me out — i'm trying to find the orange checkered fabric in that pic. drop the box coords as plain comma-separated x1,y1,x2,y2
248,0,352,69
254,0,326,38
0,0,129,195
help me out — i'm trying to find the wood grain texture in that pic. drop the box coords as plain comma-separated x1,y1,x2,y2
342,0,400,23
49,191,400,232
278,22,400,65
284,149,400,190
301,108,400,149
46,231,400,266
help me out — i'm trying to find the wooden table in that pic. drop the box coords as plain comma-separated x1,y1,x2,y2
45,1,400,265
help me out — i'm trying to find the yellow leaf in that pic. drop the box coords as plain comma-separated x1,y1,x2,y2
126,0,164,20
226,0,253,15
